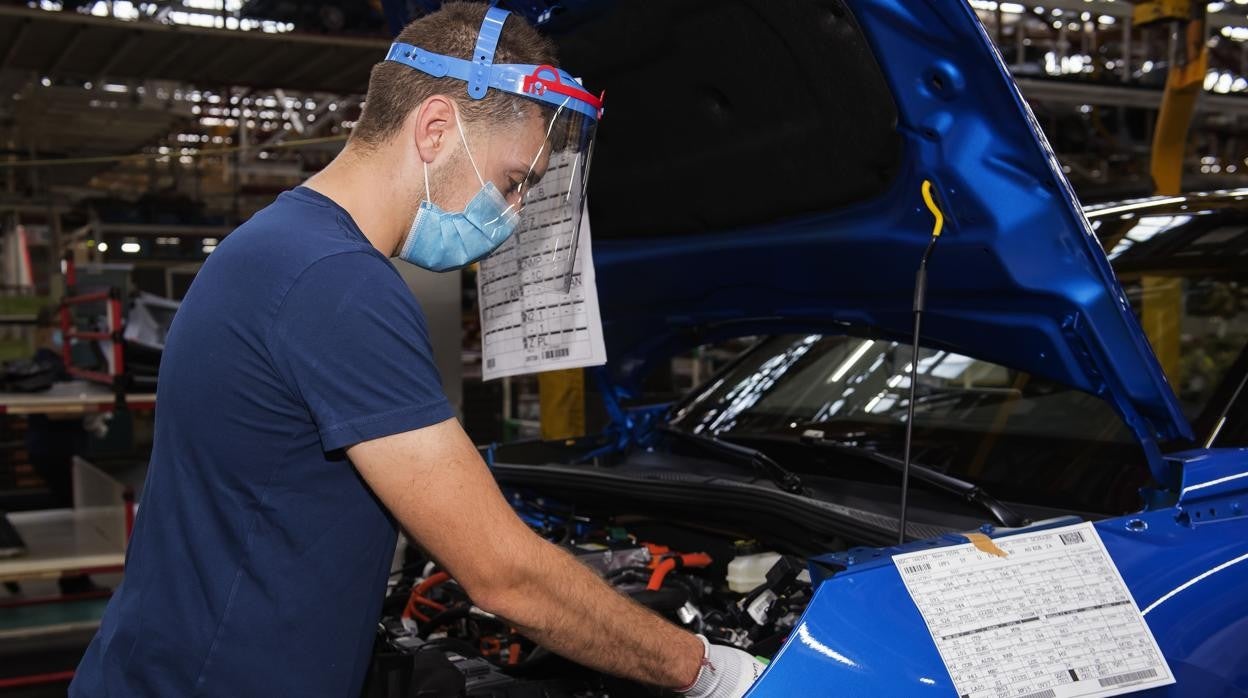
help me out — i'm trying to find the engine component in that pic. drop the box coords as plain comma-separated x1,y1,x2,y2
726,552,782,593
370,494,812,697
566,541,651,575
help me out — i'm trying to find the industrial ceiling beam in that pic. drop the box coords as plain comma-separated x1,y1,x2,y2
1015,76,1248,115
44,25,86,76
0,5,386,92
0,18,29,70
192,39,241,82
278,51,346,89
141,40,193,80
97,31,143,80
1013,0,1248,30
321,56,375,91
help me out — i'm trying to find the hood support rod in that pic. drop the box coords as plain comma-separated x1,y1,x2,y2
898,180,945,545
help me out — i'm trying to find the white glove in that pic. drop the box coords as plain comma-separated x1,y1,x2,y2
682,634,767,698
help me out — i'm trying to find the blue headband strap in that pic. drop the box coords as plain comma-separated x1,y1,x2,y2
383,6,601,122
468,6,508,99
383,42,601,121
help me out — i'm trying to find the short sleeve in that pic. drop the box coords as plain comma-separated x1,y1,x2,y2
267,252,455,452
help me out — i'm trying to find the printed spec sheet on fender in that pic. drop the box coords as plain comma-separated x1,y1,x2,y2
892,522,1174,698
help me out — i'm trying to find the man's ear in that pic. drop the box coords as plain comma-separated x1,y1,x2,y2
413,95,456,165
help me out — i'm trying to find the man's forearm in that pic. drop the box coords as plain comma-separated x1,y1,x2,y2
489,537,705,690
347,424,706,690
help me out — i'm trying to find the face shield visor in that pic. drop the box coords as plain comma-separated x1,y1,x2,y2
384,7,602,291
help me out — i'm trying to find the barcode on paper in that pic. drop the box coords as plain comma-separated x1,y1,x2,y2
1098,668,1158,687
902,563,932,575
1017,690,1057,698
1060,531,1086,545
543,347,571,360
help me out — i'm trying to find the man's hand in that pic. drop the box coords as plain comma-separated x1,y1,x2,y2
682,636,768,698
347,418,706,690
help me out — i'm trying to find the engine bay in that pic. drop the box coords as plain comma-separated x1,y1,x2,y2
364,491,814,697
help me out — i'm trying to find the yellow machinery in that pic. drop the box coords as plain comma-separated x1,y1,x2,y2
538,368,586,441
1133,0,1208,196
1131,1,1208,385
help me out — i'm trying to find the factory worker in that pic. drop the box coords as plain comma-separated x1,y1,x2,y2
72,4,764,697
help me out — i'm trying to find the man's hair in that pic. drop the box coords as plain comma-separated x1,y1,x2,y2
351,2,558,148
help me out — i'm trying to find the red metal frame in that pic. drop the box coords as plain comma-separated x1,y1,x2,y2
62,290,111,305
0,589,113,610
0,670,77,689
58,254,126,391
1,261,140,689
124,488,136,538
18,225,34,288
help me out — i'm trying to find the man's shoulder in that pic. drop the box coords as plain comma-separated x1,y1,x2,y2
212,190,396,288
229,189,372,256
178,189,404,335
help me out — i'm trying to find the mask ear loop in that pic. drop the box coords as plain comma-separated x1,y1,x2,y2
454,114,487,187
454,109,517,229
423,107,481,205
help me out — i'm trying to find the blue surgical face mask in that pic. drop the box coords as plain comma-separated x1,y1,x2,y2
397,115,521,272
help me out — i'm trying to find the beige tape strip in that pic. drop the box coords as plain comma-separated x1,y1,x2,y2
963,532,1008,558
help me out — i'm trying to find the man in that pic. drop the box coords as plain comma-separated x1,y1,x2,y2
71,4,764,696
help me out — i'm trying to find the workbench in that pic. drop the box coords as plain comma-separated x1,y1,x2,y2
0,458,134,687
0,508,127,584
0,380,155,415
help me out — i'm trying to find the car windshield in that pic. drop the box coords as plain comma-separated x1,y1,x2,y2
672,336,1135,443
669,199,1248,516
669,334,1148,514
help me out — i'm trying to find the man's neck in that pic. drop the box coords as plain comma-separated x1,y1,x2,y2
303,143,413,257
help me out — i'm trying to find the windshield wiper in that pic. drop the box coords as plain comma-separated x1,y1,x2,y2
656,425,806,495
792,429,1028,529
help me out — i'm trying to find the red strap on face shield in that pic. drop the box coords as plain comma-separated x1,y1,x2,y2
521,64,605,116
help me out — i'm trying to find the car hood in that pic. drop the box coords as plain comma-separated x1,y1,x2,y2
562,0,1192,476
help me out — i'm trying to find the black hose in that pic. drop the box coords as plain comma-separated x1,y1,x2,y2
605,566,652,581
419,637,484,659
416,606,475,639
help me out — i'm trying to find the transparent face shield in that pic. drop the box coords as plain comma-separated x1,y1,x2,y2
443,97,595,289
384,5,603,291
508,97,597,293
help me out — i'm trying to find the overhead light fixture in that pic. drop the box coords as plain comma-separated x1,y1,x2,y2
120,241,141,254
1088,197,1186,218
828,340,876,384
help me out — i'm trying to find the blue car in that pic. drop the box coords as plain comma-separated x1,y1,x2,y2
370,2,1248,696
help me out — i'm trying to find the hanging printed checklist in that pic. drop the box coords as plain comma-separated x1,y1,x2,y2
477,152,607,381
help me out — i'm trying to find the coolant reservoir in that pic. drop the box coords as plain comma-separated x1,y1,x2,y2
727,552,782,593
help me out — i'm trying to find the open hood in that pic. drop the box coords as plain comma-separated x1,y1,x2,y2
557,0,1192,476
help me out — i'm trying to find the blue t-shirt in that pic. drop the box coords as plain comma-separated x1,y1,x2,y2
72,187,454,697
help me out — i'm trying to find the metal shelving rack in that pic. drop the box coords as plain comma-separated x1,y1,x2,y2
57,255,126,393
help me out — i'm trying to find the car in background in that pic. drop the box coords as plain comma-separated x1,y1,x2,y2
366,1,1248,696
